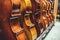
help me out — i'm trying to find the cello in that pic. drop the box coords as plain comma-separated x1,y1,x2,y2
22,0,38,40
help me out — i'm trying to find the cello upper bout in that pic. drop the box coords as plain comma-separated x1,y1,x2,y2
1,0,12,21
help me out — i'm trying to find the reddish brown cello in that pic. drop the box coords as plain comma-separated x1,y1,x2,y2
10,17,28,40
0,0,16,40
36,0,49,30
10,0,29,40
31,0,44,34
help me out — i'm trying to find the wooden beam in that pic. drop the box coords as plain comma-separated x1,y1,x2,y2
53,0,58,23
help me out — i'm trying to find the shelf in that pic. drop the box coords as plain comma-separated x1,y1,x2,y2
36,21,54,40
10,17,18,19
12,9,20,13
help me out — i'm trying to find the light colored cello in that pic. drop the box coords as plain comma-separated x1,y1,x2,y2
23,0,38,40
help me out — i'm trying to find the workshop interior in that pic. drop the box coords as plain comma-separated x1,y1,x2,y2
0,0,60,40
